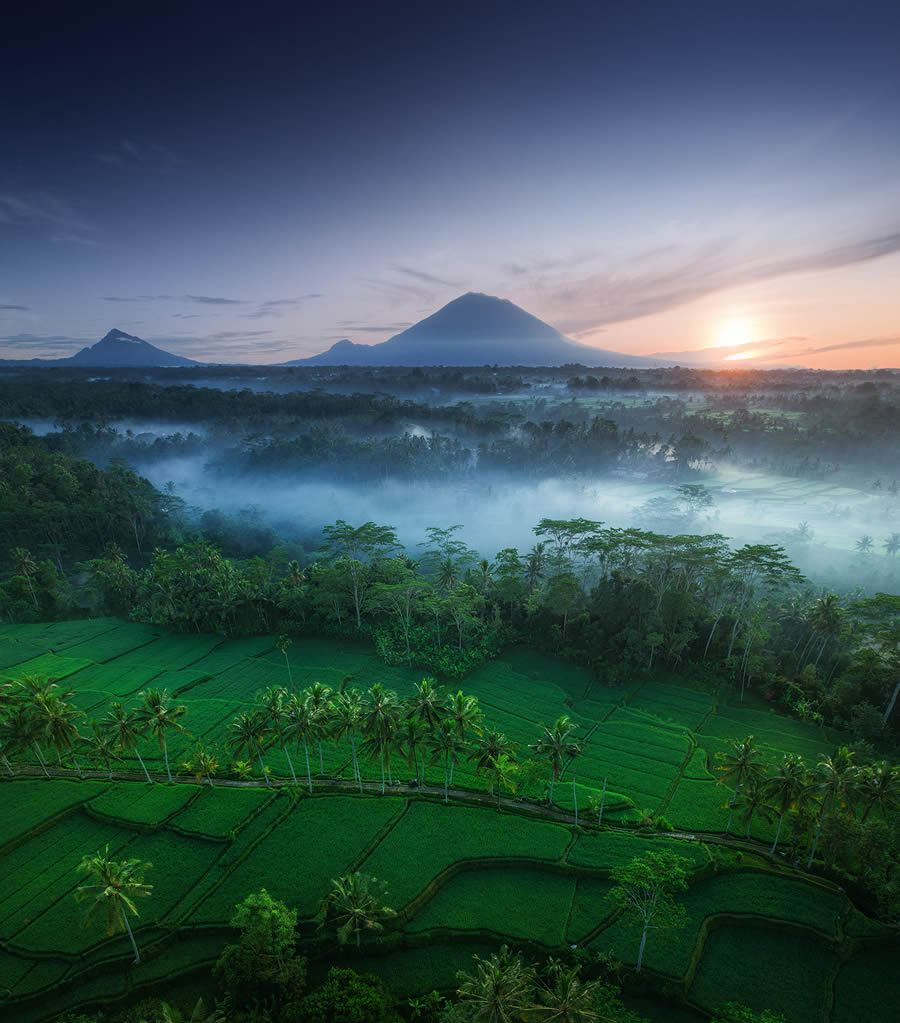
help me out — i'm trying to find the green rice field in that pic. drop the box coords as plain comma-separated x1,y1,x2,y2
0,619,897,1022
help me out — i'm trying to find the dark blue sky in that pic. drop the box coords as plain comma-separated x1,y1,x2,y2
2,1,899,366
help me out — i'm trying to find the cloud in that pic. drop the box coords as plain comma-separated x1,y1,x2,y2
390,265,463,289
0,303,29,311
535,229,900,335
652,336,806,362
776,335,900,359
172,313,202,319
241,295,322,319
94,140,187,173
502,250,601,278
103,294,248,305
0,191,99,243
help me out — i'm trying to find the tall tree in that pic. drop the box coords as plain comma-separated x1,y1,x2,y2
609,851,691,972
136,687,188,783
331,689,364,792
764,754,806,857
806,747,858,868
75,847,153,964
406,677,448,732
227,710,270,786
257,686,297,785
428,718,467,804
104,702,153,784
455,944,536,1023
362,683,400,794
529,715,582,805
304,682,333,775
858,761,900,822
316,872,397,948
319,520,400,629
716,736,765,834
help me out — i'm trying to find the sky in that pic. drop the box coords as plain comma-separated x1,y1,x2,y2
2,1,899,368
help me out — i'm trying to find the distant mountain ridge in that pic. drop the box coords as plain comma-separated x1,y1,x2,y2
0,329,199,368
285,292,665,367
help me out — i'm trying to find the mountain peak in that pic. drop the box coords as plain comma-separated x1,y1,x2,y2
69,329,199,367
99,328,145,344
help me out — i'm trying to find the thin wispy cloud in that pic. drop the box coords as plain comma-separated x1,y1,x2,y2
242,294,322,319
390,266,463,289
94,140,187,173
0,191,99,244
103,294,248,305
778,335,900,359
531,231,900,336
0,303,29,311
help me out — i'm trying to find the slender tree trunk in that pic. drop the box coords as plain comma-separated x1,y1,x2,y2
303,740,312,793
122,910,141,964
135,749,152,784
703,613,722,661
598,777,607,825
444,753,449,804
770,812,785,857
549,775,554,805
33,743,50,778
284,652,292,685
808,808,825,868
258,753,270,787
861,801,874,823
318,740,324,776
573,776,578,825
380,749,385,794
883,680,900,726
356,929,361,948
636,925,648,972
351,736,362,793
163,743,172,783
72,754,82,778
725,783,740,834
282,744,298,785
2,754,14,776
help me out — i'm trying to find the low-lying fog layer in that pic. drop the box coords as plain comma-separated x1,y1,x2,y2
136,453,899,591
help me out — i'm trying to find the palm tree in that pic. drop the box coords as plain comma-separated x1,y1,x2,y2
715,735,764,834
284,691,318,793
277,634,293,685
183,743,220,786
11,674,58,773
34,691,84,774
362,683,400,794
733,772,772,839
488,753,519,808
469,730,518,796
75,846,153,963
447,690,483,784
455,944,535,1023
227,710,270,785
399,716,428,786
316,872,397,948
104,702,153,784
258,686,297,785
11,547,40,609
136,688,188,783
406,676,448,732
883,533,900,558
531,963,605,1023
0,703,43,776
82,721,123,779
806,746,857,868
331,689,364,792
529,716,582,805
764,754,806,856
305,682,333,774
855,535,874,555
858,761,900,822
427,718,467,803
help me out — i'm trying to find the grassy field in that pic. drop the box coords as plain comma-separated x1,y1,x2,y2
0,620,896,1023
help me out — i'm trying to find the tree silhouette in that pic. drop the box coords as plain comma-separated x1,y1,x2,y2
75,847,152,964
316,872,396,948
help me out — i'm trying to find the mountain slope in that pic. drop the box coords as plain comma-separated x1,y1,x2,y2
287,293,664,367
67,329,199,367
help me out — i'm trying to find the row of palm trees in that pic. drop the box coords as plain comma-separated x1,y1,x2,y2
0,673,588,812
0,674,188,783
717,735,900,864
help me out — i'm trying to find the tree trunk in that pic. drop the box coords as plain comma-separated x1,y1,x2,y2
808,808,825,868
284,652,293,686
598,777,607,825
283,744,298,785
573,776,578,825
770,812,785,857
33,744,50,778
258,753,270,787
351,736,362,793
444,752,449,804
725,783,740,834
135,748,152,784
883,680,900,726
123,909,141,964
163,744,172,783
380,749,385,794
3,754,14,776
303,740,312,793
548,776,554,805
318,740,324,776
636,925,648,972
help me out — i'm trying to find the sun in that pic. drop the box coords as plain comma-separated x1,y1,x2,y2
713,319,753,348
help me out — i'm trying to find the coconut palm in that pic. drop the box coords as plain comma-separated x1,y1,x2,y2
469,730,518,796
136,688,188,783
764,754,806,856
715,735,764,834
304,682,333,774
406,676,448,732
883,532,900,558
11,547,40,609
447,690,483,784
257,686,297,785
316,872,397,948
0,703,42,776
399,716,428,786
529,716,582,805
858,761,900,822
455,944,536,1023
488,753,519,808
733,771,772,839
227,710,270,786
284,691,317,793
10,675,58,772
806,746,858,868
855,535,874,555
182,742,219,786
75,846,153,963
331,689,364,792
427,718,467,804
104,702,153,784
531,963,605,1023
362,683,401,794
82,721,123,780
34,690,84,774
277,634,293,684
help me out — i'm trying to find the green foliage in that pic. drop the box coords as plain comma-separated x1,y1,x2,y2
293,966,400,1023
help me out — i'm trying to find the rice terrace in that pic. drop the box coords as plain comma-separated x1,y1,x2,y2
1,620,896,1023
